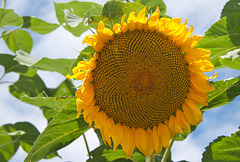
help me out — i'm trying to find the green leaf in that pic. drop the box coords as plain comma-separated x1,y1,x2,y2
136,0,166,16
0,54,28,74
88,145,142,162
21,81,76,122
22,16,59,34
0,122,39,162
197,17,239,68
227,13,240,46
54,1,102,36
90,1,145,26
33,57,75,76
221,0,240,18
24,99,90,162
0,9,23,27
14,49,37,66
201,76,240,111
202,129,240,161
70,46,95,71
9,74,47,99
2,29,33,53
219,49,240,70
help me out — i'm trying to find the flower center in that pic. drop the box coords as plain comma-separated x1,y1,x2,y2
93,30,189,128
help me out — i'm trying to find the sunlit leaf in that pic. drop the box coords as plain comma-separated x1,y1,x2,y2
221,0,240,18
54,1,102,36
88,145,143,162
0,122,39,161
22,16,59,34
90,1,144,26
201,76,240,111
227,13,240,46
198,17,239,68
0,54,28,74
33,57,75,76
219,49,240,70
0,9,23,27
14,49,37,66
135,0,166,15
202,129,240,161
70,46,95,71
9,74,47,99
2,29,33,53
24,99,90,162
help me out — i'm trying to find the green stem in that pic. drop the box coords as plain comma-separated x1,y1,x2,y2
145,156,155,162
161,136,176,162
83,133,91,159
1,0,6,8
0,81,14,84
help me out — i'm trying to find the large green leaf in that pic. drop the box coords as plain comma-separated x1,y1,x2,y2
33,57,75,76
24,99,90,162
21,80,76,122
54,1,102,36
135,0,166,16
0,54,28,74
0,122,39,162
202,129,240,161
221,0,240,18
9,74,47,99
22,16,59,34
219,49,240,70
197,15,239,68
201,76,240,111
88,145,144,162
2,29,33,53
227,13,240,46
91,1,145,25
0,9,23,27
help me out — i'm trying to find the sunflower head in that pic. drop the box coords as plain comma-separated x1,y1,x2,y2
67,7,215,157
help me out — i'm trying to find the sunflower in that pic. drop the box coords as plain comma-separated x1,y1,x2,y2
66,7,216,157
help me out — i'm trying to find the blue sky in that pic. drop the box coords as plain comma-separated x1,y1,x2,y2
0,0,240,162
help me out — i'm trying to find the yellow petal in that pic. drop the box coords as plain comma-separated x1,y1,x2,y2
113,23,121,34
187,87,209,106
121,125,135,158
158,123,171,148
152,125,162,155
181,34,202,52
169,116,183,134
175,109,190,132
111,123,123,150
135,127,148,155
190,75,215,93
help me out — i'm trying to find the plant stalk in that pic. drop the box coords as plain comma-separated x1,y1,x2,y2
161,136,176,162
83,133,91,159
145,156,155,162
1,0,6,8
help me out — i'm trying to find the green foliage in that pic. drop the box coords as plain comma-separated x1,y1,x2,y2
221,0,240,18
198,11,240,68
0,0,240,161
22,16,59,34
0,9,23,27
136,0,166,16
0,54,29,74
201,76,240,111
0,122,58,162
91,1,145,25
9,74,47,99
219,49,240,70
202,129,240,161
33,58,75,76
88,145,144,162
24,99,90,162
54,1,102,36
2,29,33,53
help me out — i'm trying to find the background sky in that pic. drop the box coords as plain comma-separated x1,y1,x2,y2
0,0,240,162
